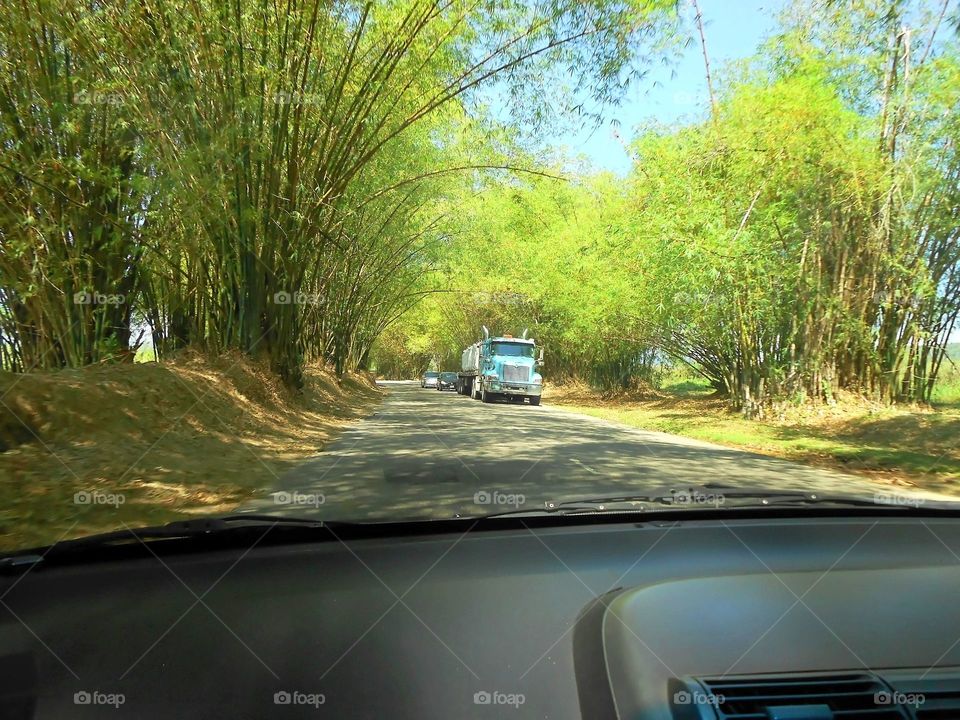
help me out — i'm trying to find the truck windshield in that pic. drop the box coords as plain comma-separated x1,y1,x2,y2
492,343,535,358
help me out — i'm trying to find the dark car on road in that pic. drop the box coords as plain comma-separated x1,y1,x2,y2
420,371,439,388
436,372,458,391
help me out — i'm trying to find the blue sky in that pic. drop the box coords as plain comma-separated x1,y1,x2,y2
560,0,786,173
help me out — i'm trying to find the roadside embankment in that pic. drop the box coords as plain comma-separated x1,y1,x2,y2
0,352,382,550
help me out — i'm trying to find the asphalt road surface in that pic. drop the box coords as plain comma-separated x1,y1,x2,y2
243,381,932,519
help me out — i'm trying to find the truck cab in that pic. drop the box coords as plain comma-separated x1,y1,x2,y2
459,329,543,405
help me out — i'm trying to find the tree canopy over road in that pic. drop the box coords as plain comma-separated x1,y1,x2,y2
373,0,960,415
2,0,959,418
1,0,677,380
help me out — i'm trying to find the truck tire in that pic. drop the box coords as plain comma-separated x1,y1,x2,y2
529,396,541,406
481,387,492,403
473,381,482,400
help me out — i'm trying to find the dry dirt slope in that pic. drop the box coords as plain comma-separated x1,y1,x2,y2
0,352,382,551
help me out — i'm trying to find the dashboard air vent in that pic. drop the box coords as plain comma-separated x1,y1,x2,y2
681,672,909,719
883,670,960,720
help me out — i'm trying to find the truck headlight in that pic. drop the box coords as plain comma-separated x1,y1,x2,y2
483,372,498,380
532,374,542,385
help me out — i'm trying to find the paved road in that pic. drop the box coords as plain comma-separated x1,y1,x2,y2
243,381,936,519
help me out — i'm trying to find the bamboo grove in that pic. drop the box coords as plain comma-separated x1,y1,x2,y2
3,0,959,415
372,0,960,415
0,0,675,385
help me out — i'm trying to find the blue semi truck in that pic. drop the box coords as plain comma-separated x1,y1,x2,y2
457,326,544,405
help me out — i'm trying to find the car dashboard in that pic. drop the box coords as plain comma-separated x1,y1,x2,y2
2,512,960,718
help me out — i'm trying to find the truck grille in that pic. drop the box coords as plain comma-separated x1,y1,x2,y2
503,364,530,383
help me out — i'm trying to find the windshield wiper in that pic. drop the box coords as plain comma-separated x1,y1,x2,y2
0,514,344,570
91,514,329,540
482,485,958,517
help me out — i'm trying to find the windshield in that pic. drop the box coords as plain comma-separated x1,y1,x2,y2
2,0,959,557
491,343,536,359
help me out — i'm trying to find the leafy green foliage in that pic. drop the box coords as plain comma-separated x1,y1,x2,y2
2,0,957,416
377,0,960,416
0,0,677,384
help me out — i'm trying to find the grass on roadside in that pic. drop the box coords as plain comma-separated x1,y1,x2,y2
932,361,960,407
546,372,960,495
